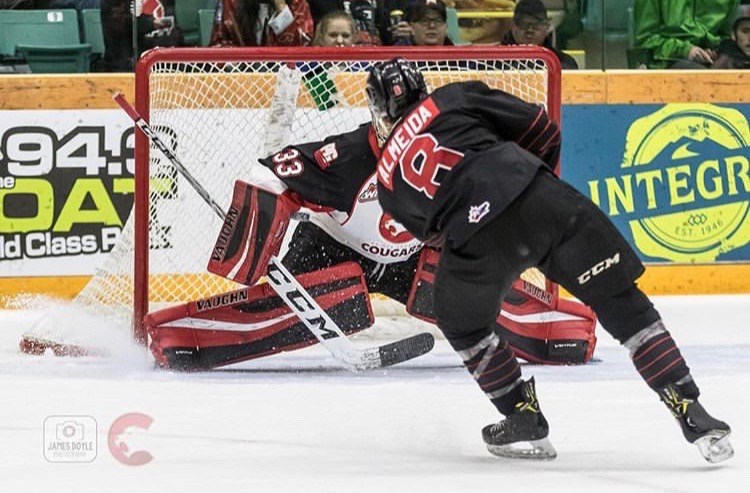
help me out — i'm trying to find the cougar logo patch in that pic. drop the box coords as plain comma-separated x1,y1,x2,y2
468,201,490,224
379,213,414,243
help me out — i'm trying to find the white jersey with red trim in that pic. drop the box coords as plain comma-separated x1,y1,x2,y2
310,173,423,263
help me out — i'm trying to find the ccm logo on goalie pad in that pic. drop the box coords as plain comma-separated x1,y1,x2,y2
266,263,340,340
577,253,620,285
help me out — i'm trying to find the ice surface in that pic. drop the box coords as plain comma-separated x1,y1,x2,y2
0,295,748,493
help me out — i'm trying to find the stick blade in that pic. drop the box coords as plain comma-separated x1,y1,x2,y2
18,335,106,357
377,332,435,368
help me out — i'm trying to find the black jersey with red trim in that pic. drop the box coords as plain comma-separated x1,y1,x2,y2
258,123,378,213
258,123,423,264
376,81,561,248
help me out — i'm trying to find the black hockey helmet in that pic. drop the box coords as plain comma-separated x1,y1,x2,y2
366,58,428,145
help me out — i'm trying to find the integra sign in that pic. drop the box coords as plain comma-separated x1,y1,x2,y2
585,104,749,262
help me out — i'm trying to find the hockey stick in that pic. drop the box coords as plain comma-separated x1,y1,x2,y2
113,92,434,371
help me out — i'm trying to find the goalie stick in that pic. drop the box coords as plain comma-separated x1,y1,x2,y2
113,92,434,371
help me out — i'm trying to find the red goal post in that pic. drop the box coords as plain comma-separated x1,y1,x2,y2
128,46,562,344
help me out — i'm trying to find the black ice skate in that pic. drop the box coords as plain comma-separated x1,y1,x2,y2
482,377,557,460
659,384,734,463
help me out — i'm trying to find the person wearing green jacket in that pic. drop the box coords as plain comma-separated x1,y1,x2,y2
633,0,739,68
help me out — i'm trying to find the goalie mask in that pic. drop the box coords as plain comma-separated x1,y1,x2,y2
366,58,428,146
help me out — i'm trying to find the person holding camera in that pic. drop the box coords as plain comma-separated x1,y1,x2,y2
393,0,454,46
99,0,182,72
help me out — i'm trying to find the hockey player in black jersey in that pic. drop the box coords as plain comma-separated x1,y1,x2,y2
366,58,733,463
145,118,597,372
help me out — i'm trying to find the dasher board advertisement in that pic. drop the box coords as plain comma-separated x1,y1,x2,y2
562,103,750,264
0,110,134,277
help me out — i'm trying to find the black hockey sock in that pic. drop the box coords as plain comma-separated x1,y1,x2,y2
624,320,697,395
448,330,523,416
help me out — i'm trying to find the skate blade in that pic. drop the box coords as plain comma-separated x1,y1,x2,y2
487,437,557,460
695,431,734,463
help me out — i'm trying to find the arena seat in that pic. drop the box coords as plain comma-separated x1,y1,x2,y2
176,0,218,46
81,9,104,57
16,44,92,73
199,9,214,46
0,9,91,73
446,8,466,45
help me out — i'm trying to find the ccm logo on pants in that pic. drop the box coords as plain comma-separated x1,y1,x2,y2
577,253,620,285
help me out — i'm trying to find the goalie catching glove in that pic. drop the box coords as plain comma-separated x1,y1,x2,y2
407,247,597,364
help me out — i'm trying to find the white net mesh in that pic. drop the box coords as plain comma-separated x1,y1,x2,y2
42,49,558,344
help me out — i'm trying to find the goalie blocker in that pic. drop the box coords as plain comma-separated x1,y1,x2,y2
407,248,597,364
207,180,299,287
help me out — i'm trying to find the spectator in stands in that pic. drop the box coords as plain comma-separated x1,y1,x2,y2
309,0,406,45
394,0,453,46
99,0,181,72
501,0,578,69
312,10,355,46
713,14,750,68
210,0,314,46
633,0,738,69
99,0,134,71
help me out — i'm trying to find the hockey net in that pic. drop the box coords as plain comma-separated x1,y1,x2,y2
24,47,561,348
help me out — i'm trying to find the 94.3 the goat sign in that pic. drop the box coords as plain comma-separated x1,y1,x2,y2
0,111,176,274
